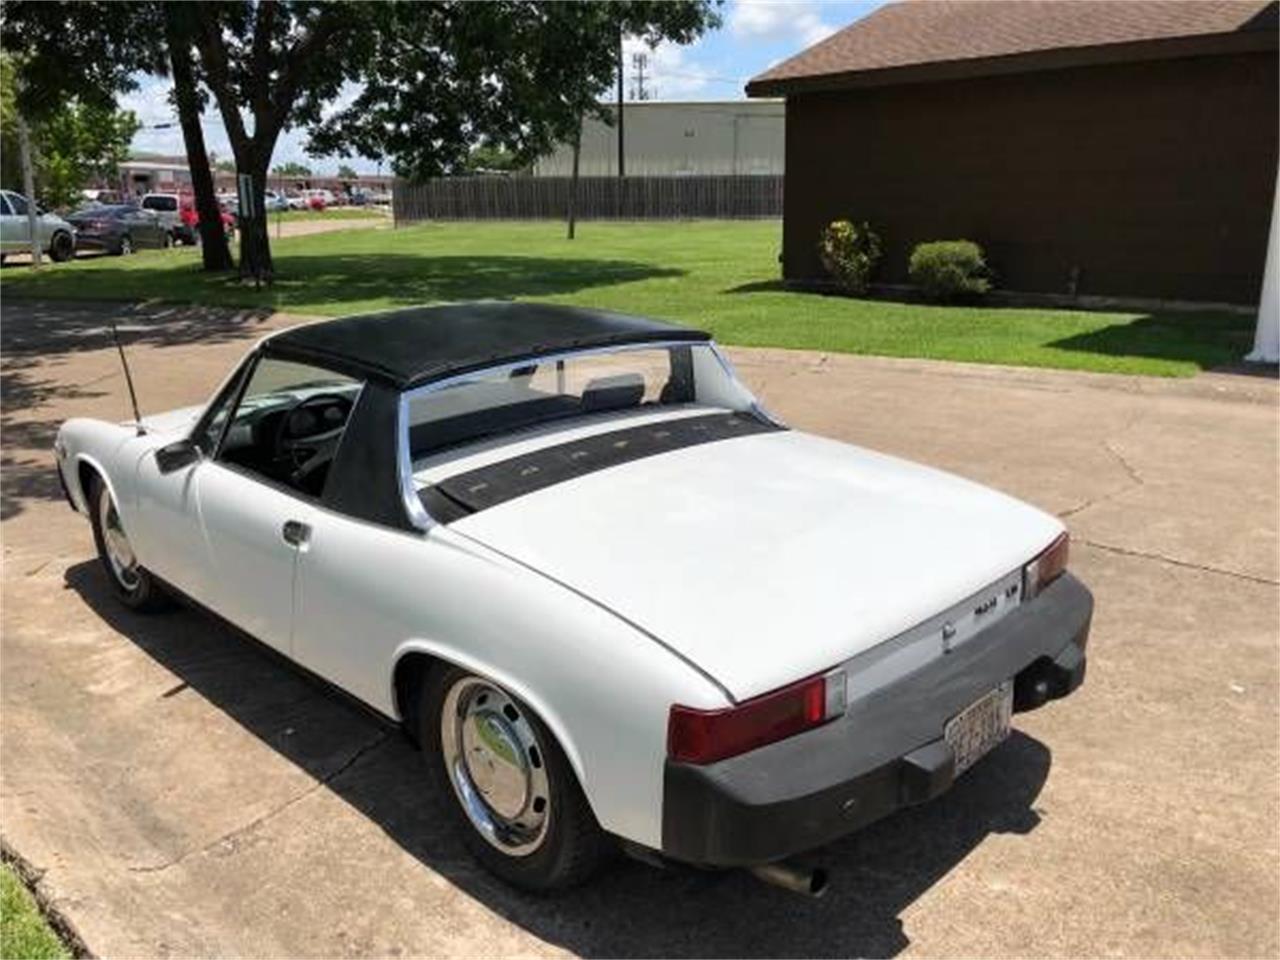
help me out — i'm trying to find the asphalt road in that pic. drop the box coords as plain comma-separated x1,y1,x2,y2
2,299,1276,957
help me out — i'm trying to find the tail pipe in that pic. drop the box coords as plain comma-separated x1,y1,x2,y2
748,861,829,897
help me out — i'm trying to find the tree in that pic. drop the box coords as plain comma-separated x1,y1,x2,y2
273,161,313,177
193,1,719,282
464,144,523,175
312,2,721,181
3,2,234,270
336,163,358,180
34,100,139,209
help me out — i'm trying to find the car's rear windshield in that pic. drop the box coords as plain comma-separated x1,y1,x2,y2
72,205,135,219
405,343,759,461
142,195,178,211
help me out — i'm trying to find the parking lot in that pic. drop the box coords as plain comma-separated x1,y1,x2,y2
1,299,1276,957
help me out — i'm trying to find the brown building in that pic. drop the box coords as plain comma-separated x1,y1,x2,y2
747,0,1278,305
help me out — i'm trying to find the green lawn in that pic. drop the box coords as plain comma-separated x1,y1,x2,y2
0,864,70,960
1,220,1253,376
272,207,389,222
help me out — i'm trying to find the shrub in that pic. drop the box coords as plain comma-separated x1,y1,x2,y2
818,220,881,296
908,240,992,301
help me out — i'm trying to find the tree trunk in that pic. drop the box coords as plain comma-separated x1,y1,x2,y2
165,11,233,272
567,115,582,240
237,160,274,284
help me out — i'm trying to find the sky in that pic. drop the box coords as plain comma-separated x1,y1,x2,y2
122,0,884,176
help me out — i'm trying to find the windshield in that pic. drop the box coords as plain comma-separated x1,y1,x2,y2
405,342,759,462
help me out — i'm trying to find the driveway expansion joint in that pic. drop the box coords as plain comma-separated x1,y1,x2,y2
1078,538,1279,586
126,730,390,875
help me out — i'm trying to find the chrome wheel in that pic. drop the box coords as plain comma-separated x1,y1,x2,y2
97,484,139,590
440,676,551,856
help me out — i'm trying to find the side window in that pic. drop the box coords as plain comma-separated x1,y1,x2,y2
216,357,360,498
0,194,11,216
192,363,250,456
8,193,28,216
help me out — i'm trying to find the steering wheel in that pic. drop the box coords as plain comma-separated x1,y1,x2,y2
273,393,353,488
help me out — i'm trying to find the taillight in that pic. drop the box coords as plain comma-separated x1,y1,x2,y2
1023,531,1069,600
667,669,846,765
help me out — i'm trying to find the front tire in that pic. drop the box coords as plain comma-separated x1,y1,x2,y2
49,231,74,262
417,665,612,892
86,474,167,611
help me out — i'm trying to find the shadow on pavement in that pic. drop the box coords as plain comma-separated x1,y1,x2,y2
66,560,1052,958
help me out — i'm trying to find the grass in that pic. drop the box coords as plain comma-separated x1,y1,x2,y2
1,220,1254,376
0,864,70,960
271,207,389,222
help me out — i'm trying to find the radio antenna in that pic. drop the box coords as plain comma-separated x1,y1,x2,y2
108,317,146,435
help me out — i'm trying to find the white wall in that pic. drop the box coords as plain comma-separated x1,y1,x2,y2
533,100,785,178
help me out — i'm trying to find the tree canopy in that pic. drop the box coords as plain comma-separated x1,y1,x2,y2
4,0,722,279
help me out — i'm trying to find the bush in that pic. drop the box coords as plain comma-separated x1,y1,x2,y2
818,220,881,295
908,240,991,301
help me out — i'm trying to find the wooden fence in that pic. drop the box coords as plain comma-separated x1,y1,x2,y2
393,175,783,223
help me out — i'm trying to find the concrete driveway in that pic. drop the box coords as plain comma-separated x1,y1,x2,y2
2,299,1276,958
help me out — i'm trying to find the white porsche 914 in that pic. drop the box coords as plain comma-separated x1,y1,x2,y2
55,303,1091,894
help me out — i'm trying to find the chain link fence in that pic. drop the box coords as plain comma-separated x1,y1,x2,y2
393,175,783,223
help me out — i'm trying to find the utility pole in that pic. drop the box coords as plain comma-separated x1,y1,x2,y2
16,113,41,268
631,53,651,101
567,114,582,240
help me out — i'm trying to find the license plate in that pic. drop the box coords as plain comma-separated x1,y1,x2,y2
945,681,1013,776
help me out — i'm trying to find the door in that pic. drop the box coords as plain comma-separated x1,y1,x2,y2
190,353,360,656
194,463,317,654
0,192,30,252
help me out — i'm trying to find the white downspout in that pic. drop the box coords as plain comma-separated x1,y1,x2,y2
1246,167,1279,364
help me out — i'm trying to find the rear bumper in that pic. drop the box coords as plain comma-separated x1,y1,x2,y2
660,572,1092,867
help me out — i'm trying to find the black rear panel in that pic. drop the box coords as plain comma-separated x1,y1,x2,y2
419,411,782,521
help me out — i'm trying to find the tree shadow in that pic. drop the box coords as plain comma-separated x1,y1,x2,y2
4,255,683,317
1046,312,1259,373
0,300,278,359
64,560,1052,958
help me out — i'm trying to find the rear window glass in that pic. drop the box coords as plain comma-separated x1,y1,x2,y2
142,196,178,212
406,343,758,461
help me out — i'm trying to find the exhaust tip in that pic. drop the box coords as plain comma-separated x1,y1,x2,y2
808,867,829,898
749,861,829,898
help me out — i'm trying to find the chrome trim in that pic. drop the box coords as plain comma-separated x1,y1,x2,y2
440,674,551,857
398,391,435,532
399,339,768,529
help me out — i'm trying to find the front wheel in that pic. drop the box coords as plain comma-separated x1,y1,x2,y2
86,475,168,611
49,231,75,262
417,665,612,892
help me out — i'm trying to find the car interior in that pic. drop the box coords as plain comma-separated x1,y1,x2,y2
219,386,359,498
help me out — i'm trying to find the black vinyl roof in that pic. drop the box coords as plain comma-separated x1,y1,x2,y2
263,302,709,389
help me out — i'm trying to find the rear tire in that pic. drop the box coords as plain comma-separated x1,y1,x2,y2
86,474,168,612
49,231,74,262
417,664,612,892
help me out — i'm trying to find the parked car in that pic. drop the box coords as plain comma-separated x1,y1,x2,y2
0,189,76,263
303,188,336,206
285,193,309,210
81,188,124,206
141,192,195,245
64,203,172,255
263,189,290,212
54,303,1091,894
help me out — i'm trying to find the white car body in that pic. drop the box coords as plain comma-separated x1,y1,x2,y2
55,303,1090,877
0,189,76,259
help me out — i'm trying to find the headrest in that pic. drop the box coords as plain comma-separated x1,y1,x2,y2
581,373,645,412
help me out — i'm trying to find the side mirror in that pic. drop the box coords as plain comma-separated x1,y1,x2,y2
155,438,202,474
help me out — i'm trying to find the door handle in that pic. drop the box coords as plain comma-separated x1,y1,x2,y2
282,520,311,546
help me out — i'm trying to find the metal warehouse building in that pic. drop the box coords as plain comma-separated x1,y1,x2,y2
747,0,1278,306
533,100,785,178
